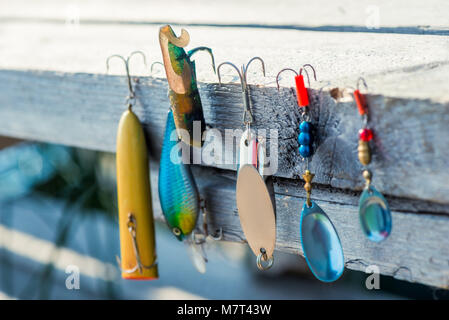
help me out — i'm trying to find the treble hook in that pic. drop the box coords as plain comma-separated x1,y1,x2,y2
188,199,223,270
217,57,266,127
276,64,317,90
191,197,222,246
106,51,147,108
197,197,223,243
115,213,157,274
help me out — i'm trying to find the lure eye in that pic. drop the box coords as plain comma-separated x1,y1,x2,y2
172,227,182,236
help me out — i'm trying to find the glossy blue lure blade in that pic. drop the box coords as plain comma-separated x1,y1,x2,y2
158,110,199,241
300,201,344,282
359,186,392,242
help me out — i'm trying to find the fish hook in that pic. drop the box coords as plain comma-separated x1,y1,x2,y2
299,64,317,88
150,61,164,75
355,77,369,125
217,57,266,127
106,50,147,108
188,46,216,74
276,64,317,90
115,213,157,274
357,76,368,91
276,68,299,91
193,197,223,244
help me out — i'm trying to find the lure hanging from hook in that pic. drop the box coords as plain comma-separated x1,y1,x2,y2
158,25,215,148
158,25,221,273
158,109,222,273
107,51,158,280
158,109,200,241
276,64,317,108
353,77,392,242
277,64,344,282
217,57,276,271
217,57,266,170
277,64,316,159
158,34,220,266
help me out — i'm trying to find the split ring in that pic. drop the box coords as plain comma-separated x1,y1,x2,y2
256,251,274,271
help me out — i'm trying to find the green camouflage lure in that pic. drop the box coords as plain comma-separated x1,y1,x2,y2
159,25,215,148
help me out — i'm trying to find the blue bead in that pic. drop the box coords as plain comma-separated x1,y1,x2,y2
299,121,311,133
298,132,311,145
299,145,312,157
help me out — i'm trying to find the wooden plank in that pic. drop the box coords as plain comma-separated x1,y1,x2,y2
1,0,448,34
145,165,449,289
0,70,448,204
1,23,448,100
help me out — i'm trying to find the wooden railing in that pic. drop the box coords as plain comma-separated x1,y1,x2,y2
0,0,448,288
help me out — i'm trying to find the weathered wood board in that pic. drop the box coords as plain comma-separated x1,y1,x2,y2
0,70,448,204
1,69,449,288
0,23,448,98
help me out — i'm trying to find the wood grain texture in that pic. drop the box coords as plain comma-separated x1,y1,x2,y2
0,23,448,102
0,70,448,204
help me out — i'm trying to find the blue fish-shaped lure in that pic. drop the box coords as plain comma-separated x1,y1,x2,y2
159,110,199,241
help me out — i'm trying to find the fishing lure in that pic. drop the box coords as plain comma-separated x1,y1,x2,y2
158,109,221,273
158,25,215,148
158,25,220,273
159,109,200,240
217,57,276,271
277,65,344,282
107,52,158,280
354,78,392,242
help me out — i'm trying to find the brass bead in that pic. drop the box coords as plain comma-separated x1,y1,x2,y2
302,170,315,207
302,170,315,183
362,169,372,181
358,139,371,166
362,169,372,188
